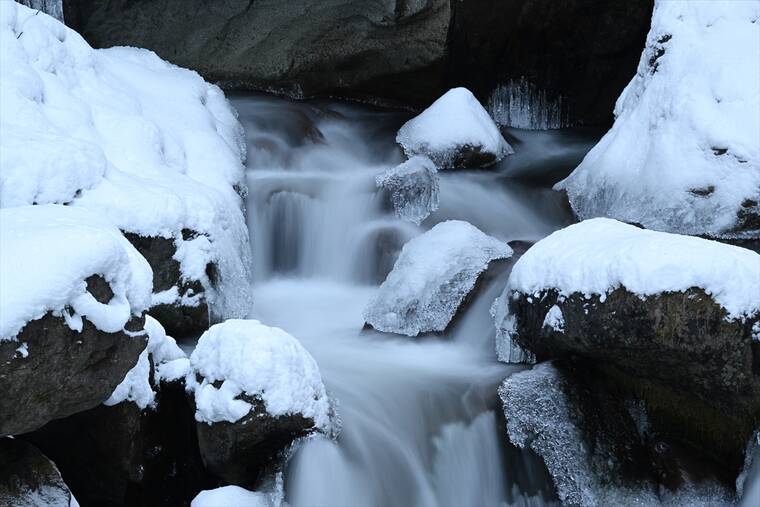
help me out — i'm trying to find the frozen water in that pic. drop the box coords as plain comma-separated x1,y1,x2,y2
364,220,512,336
487,78,567,130
376,155,439,225
17,0,62,21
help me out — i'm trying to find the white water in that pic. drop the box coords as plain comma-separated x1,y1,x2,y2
233,93,597,507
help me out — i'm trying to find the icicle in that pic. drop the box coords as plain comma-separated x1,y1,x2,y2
487,78,567,130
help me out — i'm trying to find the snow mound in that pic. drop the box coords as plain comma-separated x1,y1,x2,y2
376,155,439,225
188,319,330,429
0,205,152,340
105,316,189,409
507,218,760,320
555,0,760,238
364,220,512,336
191,486,273,507
0,1,253,318
397,88,513,169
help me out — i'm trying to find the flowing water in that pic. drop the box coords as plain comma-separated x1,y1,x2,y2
231,93,600,507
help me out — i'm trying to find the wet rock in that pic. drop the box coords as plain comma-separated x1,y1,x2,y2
0,438,77,507
24,380,216,506
124,231,214,337
0,276,147,436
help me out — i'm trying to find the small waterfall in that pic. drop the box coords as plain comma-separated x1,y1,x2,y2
487,78,568,130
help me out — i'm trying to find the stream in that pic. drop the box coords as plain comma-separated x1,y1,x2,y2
231,92,601,507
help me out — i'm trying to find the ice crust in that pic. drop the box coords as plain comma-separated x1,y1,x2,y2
0,1,253,319
376,155,439,225
555,0,760,238
396,88,513,169
507,218,760,320
364,220,512,336
0,205,152,341
188,319,330,429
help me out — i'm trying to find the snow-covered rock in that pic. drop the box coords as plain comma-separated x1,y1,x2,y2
555,0,760,238
191,485,278,507
0,438,79,507
364,220,512,336
16,0,62,21
105,316,189,409
0,1,253,330
499,218,760,481
187,319,332,486
376,155,439,225
397,88,514,169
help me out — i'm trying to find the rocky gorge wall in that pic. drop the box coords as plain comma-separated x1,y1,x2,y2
63,0,652,126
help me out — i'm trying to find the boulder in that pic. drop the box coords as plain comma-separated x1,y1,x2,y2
364,220,512,336
498,218,760,475
396,88,513,169
0,205,153,436
187,320,332,487
555,1,760,238
0,438,78,507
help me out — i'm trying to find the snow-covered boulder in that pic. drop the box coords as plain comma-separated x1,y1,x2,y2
555,1,760,238
0,438,78,507
364,220,512,336
187,319,332,486
376,155,440,225
397,88,514,169
498,218,760,474
0,205,152,435
0,1,253,335
191,485,279,507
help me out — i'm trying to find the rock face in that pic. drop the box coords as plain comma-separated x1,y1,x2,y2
0,438,77,507
124,232,214,338
0,277,146,436
65,0,652,125
24,380,215,506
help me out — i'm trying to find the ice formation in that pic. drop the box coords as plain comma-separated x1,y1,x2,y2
555,0,760,238
487,78,567,130
105,316,189,409
0,1,253,318
376,155,439,225
16,0,62,21
490,293,535,364
364,220,512,336
507,218,760,320
0,205,153,341
396,88,513,169
187,319,331,429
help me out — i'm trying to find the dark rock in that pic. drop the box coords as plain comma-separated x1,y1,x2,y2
506,286,760,476
193,394,314,488
0,438,76,507
65,0,652,125
123,232,212,337
0,277,146,436
24,380,216,507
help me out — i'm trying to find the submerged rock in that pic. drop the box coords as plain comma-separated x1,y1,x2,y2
396,88,513,169
376,156,440,226
498,218,760,480
364,220,512,336
555,1,760,238
187,320,333,487
0,438,78,507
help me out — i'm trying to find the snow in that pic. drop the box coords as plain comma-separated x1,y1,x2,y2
364,220,512,336
16,0,62,21
188,319,330,429
542,305,565,332
0,205,152,340
191,486,273,507
376,155,439,225
507,218,760,320
555,0,760,238
396,88,513,169
105,315,188,409
0,1,253,319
